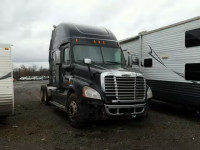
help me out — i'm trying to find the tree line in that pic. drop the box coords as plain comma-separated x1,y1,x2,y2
13,65,49,79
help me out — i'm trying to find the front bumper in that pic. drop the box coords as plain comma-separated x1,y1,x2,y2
80,97,147,120
104,103,146,116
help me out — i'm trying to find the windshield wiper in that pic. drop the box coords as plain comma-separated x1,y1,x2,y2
104,61,121,65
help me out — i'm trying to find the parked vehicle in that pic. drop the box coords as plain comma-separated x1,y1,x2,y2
0,44,14,116
35,76,43,81
40,23,152,127
42,76,49,80
120,16,200,107
19,76,43,81
19,77,27,81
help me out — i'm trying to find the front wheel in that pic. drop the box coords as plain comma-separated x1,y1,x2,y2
40,86,50,105
67,94,85,128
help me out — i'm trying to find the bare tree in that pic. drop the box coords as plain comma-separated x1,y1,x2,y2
13,64,49,79
20,65,29,76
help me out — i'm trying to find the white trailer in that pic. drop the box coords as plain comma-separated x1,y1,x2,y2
120,16,200,107
0,44,14,116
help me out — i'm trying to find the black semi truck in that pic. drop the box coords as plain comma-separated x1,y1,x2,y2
40,23,153,127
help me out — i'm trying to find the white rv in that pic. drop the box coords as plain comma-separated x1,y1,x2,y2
0,44,14,116
120,16,200,107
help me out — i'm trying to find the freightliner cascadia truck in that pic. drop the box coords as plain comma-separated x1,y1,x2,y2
40,23,153,127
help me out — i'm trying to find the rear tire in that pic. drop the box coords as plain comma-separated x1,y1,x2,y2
43,87,50,105
40,86,45,103
67,94,85,128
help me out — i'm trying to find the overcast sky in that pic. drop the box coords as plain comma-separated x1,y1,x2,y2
1,0,200,67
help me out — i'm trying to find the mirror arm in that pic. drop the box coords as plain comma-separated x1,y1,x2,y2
87,64,92,79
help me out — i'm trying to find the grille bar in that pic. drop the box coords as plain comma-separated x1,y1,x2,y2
104,75,145,103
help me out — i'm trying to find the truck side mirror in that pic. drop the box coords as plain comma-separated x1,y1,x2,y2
128,55,132,67
55,50,61,65
122,50,128,66
84,58,92,65
133,57,139,65
84,58,92,78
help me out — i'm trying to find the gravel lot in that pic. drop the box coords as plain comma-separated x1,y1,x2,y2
0,81,200,150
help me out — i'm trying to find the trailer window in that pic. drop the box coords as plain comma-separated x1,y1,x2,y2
185,63,200,81
185,28,200,48
144,58,152,67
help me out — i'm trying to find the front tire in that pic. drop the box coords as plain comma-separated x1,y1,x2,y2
67,94,85,128
40,86,50,105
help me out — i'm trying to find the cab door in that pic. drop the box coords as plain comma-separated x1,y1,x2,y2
62,45,71,89
52,45,71,106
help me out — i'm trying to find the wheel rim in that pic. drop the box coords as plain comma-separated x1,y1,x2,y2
69,101,78,121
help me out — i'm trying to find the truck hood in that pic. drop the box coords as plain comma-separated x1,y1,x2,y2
72,64,143,86
92,64,143,76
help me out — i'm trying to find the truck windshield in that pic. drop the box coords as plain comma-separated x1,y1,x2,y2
73,45,126,65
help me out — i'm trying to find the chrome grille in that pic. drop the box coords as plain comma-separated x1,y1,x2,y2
104,76,145,103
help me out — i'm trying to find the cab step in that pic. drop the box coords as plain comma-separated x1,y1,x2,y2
50,101,66,111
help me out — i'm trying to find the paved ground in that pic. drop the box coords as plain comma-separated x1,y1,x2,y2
0,81,200,150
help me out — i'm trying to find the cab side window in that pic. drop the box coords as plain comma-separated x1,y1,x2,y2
64,48,70,65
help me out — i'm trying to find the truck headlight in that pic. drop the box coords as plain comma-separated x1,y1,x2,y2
147,87,153,99
83,86,101,100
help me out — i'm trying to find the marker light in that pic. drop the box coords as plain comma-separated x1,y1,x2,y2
67,80,72,85
98,41,101,44
93,40,96,44
5,48,9,50
75,39,78,43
